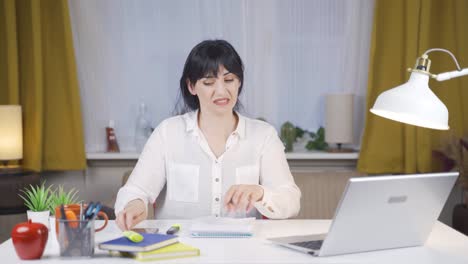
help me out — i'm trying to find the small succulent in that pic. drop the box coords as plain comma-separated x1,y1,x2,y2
19,182,54,212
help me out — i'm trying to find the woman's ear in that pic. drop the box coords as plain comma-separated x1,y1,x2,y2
187,79,197,96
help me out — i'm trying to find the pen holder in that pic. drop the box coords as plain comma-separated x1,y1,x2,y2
57,218,95,258
55,204,108,237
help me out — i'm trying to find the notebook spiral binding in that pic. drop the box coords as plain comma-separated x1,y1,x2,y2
191,232,252,238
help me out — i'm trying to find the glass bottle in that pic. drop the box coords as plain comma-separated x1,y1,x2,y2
135,103,151,153
106,120,120,153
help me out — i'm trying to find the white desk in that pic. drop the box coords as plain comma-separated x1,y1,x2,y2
1,219,467,263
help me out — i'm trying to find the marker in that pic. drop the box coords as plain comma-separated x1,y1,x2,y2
166,224,180,235
123,230,144,243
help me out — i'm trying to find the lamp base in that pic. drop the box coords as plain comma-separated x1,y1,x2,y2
326,143,355,153
0,165,24,176
326,147,355,153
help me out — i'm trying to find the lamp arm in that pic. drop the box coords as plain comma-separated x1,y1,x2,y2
423,48,462,71
436,68,468,81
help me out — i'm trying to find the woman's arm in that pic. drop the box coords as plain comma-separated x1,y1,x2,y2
254,127,302,219
223,127,302,219
114,122,167,229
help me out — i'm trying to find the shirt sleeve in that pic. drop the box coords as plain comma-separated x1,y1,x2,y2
114,122,167,216
254,127,302,219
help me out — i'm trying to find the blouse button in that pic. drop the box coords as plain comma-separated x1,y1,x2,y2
215,197,220,202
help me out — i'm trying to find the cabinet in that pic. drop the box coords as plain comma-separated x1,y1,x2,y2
0,170,40,242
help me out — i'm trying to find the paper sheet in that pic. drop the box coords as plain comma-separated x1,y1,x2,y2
190,216,255,236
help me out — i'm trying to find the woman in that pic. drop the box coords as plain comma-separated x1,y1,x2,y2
115,39,301,230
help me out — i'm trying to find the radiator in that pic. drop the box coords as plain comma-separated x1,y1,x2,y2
292,170,364,219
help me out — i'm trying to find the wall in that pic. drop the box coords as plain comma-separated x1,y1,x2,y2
68,0,375,153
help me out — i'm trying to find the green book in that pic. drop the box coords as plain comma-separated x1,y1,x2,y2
113,242,200,261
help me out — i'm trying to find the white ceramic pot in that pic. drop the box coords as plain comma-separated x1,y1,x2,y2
27,210,50,229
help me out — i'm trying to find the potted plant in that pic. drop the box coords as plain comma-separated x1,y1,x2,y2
280,122,296,152
305,126,328,151
280,121,328,152
47,185,81,241
18,182,54,229
49,185,81,215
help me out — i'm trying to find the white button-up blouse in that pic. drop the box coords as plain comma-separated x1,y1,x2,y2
114,111,301,219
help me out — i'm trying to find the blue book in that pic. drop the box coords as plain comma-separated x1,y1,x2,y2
98,233,178,252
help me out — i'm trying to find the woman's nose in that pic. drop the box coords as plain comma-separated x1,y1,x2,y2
214,80,228,94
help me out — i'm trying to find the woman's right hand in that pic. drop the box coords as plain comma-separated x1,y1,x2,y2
116,199,147,231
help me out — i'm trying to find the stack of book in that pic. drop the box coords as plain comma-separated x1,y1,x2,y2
98,233,200,261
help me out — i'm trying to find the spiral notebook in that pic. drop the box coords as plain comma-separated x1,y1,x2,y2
190,216,255,238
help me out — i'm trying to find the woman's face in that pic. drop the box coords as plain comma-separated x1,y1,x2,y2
188,65,240,115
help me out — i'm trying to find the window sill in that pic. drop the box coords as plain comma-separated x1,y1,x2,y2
86,151,359,161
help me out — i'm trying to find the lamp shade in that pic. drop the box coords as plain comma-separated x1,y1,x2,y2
325,93,354,144
370,72,449,130
0,105,23,160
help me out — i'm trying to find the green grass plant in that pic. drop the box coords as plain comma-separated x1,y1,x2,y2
18,182,54,212
49,185,81,214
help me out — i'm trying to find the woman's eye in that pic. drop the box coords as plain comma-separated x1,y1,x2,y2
225,79,234,83
203,82,214,86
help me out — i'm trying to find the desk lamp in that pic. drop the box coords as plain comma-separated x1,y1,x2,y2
325,93,355,152
370,48,468,130
0,105,23,172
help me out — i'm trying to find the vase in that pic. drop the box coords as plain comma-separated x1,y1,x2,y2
280,122,296,152
27,210,50,230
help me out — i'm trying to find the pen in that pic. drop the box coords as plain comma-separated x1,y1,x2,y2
60,205,74,248
79,202,83,228
90,202,102,219
84,202,94,220
84,202,102,229
80,202,83,220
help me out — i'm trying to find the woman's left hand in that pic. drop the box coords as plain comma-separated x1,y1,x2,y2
223,184,264,213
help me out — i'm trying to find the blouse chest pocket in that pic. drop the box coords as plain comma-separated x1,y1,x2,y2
235,165,260,185
167,162,200,203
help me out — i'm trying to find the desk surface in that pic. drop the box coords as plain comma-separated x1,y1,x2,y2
1,219,467,263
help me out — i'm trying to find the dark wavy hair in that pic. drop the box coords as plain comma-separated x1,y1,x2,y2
176,39,244,114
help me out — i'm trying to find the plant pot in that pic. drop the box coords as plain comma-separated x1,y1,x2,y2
27,210,50,230
452,203,468,235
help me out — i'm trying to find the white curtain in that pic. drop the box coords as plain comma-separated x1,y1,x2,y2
69,0,374,152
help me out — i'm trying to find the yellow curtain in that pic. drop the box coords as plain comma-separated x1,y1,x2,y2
0,0,86,171
358,0,468,174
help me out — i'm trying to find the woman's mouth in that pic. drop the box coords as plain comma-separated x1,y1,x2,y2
213,98,230,106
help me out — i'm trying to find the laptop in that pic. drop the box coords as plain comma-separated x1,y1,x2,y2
269,172,459,257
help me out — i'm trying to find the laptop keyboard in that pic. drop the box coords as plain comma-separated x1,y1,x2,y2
291,240,324,250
